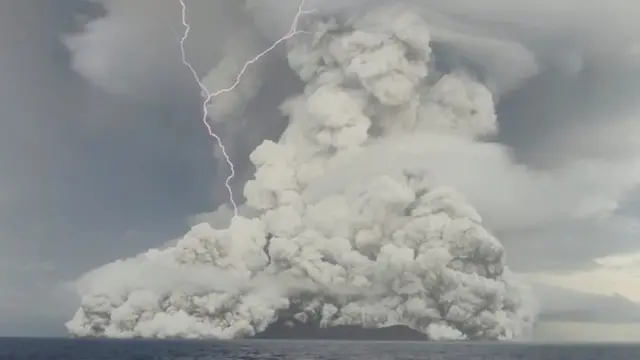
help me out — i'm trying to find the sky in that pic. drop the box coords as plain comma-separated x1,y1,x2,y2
0,0,217,335
2,0,640,339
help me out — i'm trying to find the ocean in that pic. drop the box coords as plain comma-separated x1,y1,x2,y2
1,338,639,360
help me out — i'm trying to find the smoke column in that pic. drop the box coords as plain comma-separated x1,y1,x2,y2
64,3,539,340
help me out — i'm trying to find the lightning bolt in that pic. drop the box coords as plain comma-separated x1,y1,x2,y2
178,0,312,217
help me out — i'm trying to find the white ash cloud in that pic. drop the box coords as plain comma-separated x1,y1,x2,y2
66,4,540,340
63,0,640,339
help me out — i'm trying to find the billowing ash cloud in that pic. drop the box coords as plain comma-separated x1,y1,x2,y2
65,4,539,340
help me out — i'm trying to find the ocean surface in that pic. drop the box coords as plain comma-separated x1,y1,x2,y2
1,338,640,360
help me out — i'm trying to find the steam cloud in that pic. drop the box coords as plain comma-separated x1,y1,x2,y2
64,0,640,340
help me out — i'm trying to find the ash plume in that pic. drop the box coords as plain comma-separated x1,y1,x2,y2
65,4,538,340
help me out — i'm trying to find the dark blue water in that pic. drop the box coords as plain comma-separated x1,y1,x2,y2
1,338,639,360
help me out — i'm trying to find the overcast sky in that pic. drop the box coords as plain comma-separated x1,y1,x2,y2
2,0,640,338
